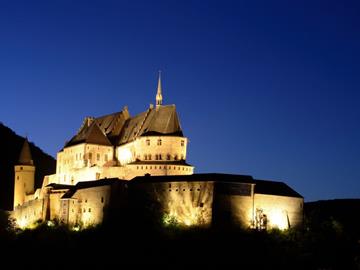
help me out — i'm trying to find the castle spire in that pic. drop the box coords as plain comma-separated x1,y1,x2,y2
18,137,33,166
156,71,163,107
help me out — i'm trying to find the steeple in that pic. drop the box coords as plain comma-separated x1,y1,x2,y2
18,138,33,166
156,71,163,107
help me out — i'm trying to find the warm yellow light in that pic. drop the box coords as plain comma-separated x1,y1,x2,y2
270,210,288,230
118,148,132,165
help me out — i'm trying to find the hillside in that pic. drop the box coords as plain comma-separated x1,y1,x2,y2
0,123,56,210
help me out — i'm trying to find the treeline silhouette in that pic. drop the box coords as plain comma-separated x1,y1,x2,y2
0,123,56,210
0,199,359,268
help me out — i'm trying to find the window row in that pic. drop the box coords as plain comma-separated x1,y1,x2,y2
136,165,191,172
143,154,185,161
145,139,185,147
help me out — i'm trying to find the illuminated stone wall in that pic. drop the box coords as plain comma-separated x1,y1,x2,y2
135,181,214,227
253,194,303,230
61,186,112,227
56,143,114,184
117,136,188,165
11,199,45,228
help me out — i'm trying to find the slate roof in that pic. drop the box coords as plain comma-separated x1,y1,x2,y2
64,105,183,148
61,178,126,199
131,173,303,198
18,138,33,165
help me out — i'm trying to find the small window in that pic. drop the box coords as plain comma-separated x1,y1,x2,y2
146,139,150,146
104,154,108,162
167,154,171,160
181,140,184,146
157,139,162,146
101,197,104,203
148,154,152,160
88,208,91,213
159,154,162,160
89,153,92,160
200,202,204,207
97,153,100,161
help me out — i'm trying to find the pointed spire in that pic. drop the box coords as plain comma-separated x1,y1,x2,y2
156,70,163,107
18,138,33,166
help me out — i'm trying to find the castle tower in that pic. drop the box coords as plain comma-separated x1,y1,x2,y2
156,71,163,107
13,138,35,209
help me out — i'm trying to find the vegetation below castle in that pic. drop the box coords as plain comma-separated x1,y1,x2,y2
0,199,359,268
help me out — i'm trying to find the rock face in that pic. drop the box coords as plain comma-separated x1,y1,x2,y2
0,123,56,210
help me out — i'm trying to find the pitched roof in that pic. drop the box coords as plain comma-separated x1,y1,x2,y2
18,138,33,165
130,173,303,198
64,105,184,148
61,178,126,199
65,121,112,147
253,179,303,198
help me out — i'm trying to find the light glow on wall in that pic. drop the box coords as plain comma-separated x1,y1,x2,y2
118,148,132,165
269,209,289,230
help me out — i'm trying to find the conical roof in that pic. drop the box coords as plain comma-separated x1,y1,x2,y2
18,138,33,165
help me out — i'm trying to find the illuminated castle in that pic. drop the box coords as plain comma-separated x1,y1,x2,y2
11,74,303,230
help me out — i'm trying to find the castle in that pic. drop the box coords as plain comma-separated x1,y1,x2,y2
11,74,303,230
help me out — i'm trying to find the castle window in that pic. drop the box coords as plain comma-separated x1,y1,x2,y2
154,166,157,169
200,202,204,207
85,199,87,203
101,197,104,203
146,139,150,146
104,154,108,162
155,154,158,160
88,208,91,213
137,166,139,170
89,153,92,160
17,176,19,180
167,154,171,160
159,154,162,160
159,166,161,169
150,166,152,169
157,139,162,146
175,155,179,161
181,140,184,146
144,155,148,160
148,154,152,160
97,153,100,161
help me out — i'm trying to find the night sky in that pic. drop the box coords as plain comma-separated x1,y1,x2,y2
0,0,359,202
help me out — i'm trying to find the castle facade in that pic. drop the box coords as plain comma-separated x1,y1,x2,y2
11,75,303,230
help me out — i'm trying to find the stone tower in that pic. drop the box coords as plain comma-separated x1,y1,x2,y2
13,138,35,209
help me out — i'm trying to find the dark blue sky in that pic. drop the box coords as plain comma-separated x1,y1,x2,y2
1,0,359,202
